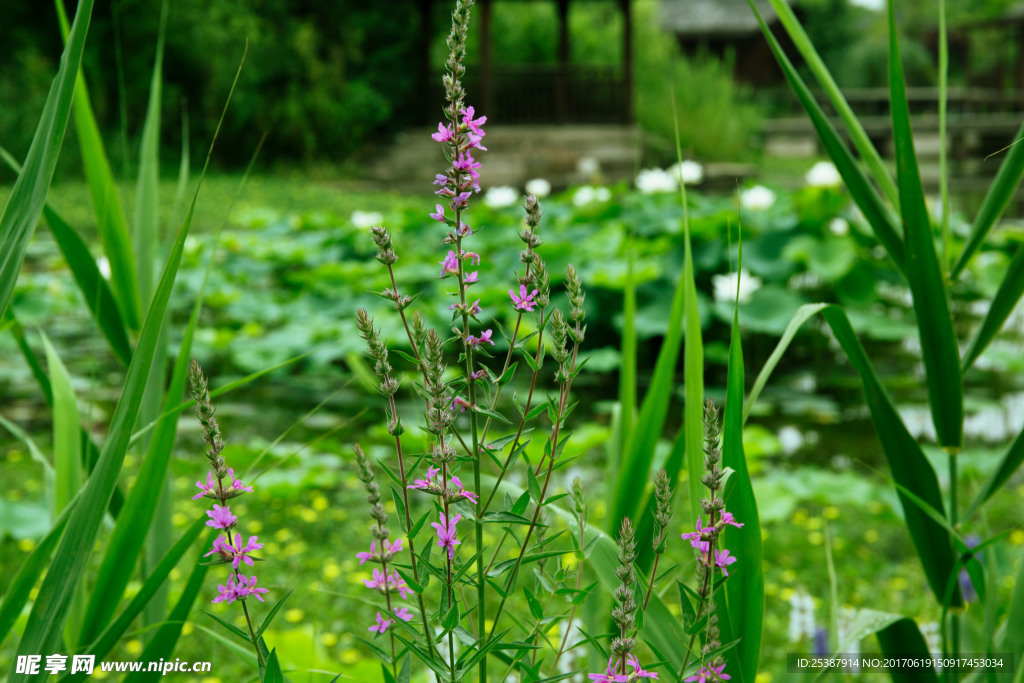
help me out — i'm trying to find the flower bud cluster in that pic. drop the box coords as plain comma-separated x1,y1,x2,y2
356,309,400,401
610,518,638,661
652,469,674,554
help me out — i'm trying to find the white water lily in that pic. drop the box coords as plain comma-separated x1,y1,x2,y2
524,177,551,198
484,185,519,208
670,159,704,185
805,161,841,187
712,269,762,303
829,217,849,235
572,185,611,207
350,210,383,229
635,167,678,194
576,155,600,176
740,185,776,211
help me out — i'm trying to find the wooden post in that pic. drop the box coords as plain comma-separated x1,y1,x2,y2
620,0,633,123
556,0,570,123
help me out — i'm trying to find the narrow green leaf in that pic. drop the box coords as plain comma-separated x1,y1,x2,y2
953,116,1024,279
0,496,75,644
720,300,763,681
54,0,141,330
888,0,962,448
749,0,905,270
42,334,85,650
0,0,96,321
132,0,168,307
262,649,285,683
963,245,1024,371
64,521,210,681
0,147,132,367
963,427,1024,521
764,0,898,206
998,542,1024,656
875,618,940,682
618,244,638,457
203,610,252,643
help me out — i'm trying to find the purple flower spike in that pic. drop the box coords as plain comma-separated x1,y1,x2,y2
685,663,730,683
369,612,394,634
211,578,240,605
627,655,659,679
245,575,268,602
509,284,540,312
462,106,487,135
588,656,629,682
431,512,462,560
394,606,414,622
450,475,480,504
205,504,238,530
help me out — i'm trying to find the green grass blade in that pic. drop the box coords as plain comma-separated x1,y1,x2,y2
53,0,141,330
875,618,940,682
963,428,1024,522
743,303,828,424
64,521,211,681
763,0,899,207
0,495,75,644
998,543,1024,657
132,0,168,307
78,296,203,643
887,0,963,449
122,549,212,683
9,194,192,677
0,146,132,366
938,0,951,273
0,0,96,321
618,244,637,458
821,306,960,606
607,253,687,534
42,334,86,649
749,0,905,271
962,245,1024,371
952,116,1024,279
720,294,763,681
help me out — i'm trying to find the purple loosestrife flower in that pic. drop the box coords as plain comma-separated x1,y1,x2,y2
627,655,659,679
462,106,487,137
357,539,405,565
439,250,460,277
719,511,744,528
408,466,442,491
464,271,479,284
463,250,480,265
509,284,540,312
238,575,269,602
363,568,413,599
449,475,479,504
681,516,711,553
588,657,629,682
212,578,241,605
369,612,394,634
206,504,237,530
432,123,454,143
465,329,494,348
394,607,413,622
431,204,446,222
227,468,254,494
204,535,236,562
193,471,218,500
231,536,264,570
431,511,462,560
714,549,736,576
450,396,471,412
685,663,730,683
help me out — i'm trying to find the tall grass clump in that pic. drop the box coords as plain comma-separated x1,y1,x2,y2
744,0,1024,674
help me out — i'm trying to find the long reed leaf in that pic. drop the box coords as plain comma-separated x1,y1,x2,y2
952,116,1024,279
42,335,86,649
963,427,1024,522
763,0,899,207
748,0,905,271
618,244,637,459
875,618,940,682
720,289,763,681
0,496,75,644
887,0,963,449
962,244,1024,371
0,0,95,321
0,146,132,366
998,543,1024,657
54,0,141,330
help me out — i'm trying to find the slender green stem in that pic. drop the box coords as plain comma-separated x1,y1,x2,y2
240,600,265,670
948,448,959,683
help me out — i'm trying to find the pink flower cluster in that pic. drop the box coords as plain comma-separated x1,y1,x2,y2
589,655,659,682
681,512,743,577
432,106,487,213
407,467,479,504
192,470,266,606
355,534,413,634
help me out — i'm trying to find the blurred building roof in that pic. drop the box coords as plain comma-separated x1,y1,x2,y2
660,0,795,38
